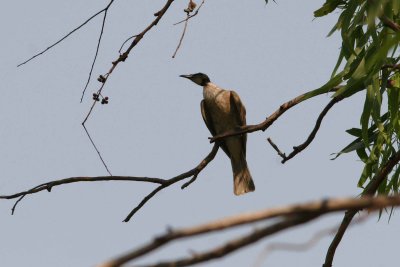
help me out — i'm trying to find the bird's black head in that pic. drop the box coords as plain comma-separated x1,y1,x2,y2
180,73,211,86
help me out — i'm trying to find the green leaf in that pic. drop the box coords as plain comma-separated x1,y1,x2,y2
356,147,369,163
303,71,344,100
346,128,362,137
360,85,373,146
331,139,365,160
394,0,400,16
314,0,344,17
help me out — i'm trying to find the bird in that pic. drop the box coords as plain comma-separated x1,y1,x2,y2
180,73,255,195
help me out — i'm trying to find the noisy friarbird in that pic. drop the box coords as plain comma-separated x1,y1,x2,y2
180,73,255,195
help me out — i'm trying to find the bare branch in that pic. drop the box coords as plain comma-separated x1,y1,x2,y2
82,0,175,119
17,0,115,67
380,15,400,32
173,0,206,26
83,124,113,175
118,35,139,54
0,176,165,200
172,1,206,58
98,195,400,267
172,14,190,58
80,9,109,102
209,87,340,143
81,0,176,172
269,96,344,164
267,137,286,159
253,214,368,267
137,215,319,267
0,144,219,220
123,144,219,222
323,150,400,267
382,64,400,70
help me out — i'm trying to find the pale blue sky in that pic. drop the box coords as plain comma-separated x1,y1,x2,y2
1,1,398,266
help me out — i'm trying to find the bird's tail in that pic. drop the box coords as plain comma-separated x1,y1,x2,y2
232,158,255,195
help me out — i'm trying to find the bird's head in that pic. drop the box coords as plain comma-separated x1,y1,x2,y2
180,73,211,86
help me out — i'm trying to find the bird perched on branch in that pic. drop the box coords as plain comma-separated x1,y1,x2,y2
180,73,255,195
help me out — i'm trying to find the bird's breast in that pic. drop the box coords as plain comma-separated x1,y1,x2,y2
203,86,236,133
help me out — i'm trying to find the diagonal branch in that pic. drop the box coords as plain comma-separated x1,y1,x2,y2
80,8,109,102
123,144,219,222
323,149,400,267
98,195,400,267
172,0,206,58
269,96,344,164
137,214,319,267
380,15,400,32
82,0,176,174
253,214,368,267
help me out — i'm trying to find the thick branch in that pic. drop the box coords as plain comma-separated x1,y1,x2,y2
138,214,319,267
98,195,400,267
323,150,400,267
253,214,368,267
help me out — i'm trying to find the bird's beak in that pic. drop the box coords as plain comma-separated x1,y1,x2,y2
179,74,192,79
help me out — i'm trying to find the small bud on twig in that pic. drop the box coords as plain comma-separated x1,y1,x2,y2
97,75,106,83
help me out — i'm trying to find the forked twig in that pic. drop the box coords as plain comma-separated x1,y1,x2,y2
0,144,219,221
17,0,116,68
268,96,344,164
123,144,219,222
172,1,206,58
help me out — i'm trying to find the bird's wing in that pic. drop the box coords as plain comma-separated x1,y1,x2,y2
229,91,247,154
201,100,231,157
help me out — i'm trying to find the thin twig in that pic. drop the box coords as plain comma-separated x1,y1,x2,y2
172,0,206,58
98,195,400,267
80,10,109,102
267,137,286,159
172,14,190,58
83,124,113,175
173,0,206,25
118,35,139,54
81,0,176,172
17,0,115,67
323,150,400,267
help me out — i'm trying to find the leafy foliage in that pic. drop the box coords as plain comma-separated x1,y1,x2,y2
316,0,400,195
